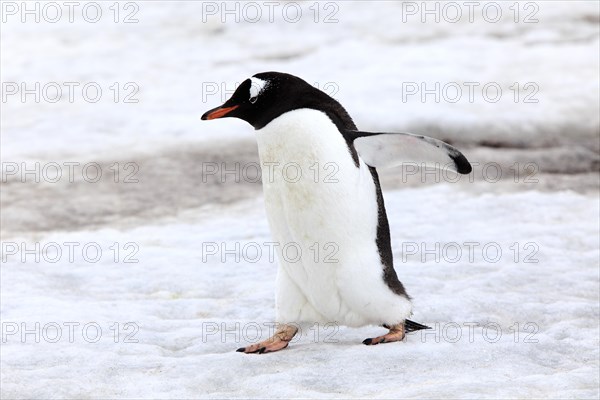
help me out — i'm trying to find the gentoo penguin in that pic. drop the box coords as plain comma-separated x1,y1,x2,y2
201,72,472,354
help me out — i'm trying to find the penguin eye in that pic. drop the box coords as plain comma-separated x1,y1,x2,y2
249,96,258,104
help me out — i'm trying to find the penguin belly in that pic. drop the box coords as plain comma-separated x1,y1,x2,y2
256,109,412,327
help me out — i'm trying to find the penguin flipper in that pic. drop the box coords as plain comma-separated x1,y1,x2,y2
345,130,472,174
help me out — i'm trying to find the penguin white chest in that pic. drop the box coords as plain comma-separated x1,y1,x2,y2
255,109,410,327
256,109,374,245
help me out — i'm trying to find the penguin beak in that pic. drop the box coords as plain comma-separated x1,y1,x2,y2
201,105,239,120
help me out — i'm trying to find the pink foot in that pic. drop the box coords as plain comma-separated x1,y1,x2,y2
363,323,406,345
237,324,298,354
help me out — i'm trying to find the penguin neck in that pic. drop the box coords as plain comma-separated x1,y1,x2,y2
255,108,355,169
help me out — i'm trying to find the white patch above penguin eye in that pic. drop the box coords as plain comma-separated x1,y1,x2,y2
249,77,268,103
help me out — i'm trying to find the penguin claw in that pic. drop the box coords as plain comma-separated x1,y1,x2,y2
236,347,245,352
363,337,383,345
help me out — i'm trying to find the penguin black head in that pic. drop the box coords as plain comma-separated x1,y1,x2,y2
201,72,355,131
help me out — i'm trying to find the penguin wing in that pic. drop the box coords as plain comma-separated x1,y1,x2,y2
345,130,472,174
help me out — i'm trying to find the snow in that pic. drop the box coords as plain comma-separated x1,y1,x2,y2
1,188,599,398
1,1,599,161
1,1,599,398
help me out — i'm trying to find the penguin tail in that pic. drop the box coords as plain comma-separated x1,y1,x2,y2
405,319,431,332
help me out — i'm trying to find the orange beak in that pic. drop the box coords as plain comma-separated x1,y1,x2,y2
201,105,239,120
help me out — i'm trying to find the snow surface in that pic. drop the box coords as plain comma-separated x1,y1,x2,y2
1,1,599,398
1,187,599,398
1,1,599,161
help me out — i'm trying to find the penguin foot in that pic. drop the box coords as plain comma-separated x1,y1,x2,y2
236,324,298,354
363,323,406,345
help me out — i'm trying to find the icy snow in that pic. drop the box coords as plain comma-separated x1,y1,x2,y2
1,1,599,398
1,1,599,161
1,188,599,398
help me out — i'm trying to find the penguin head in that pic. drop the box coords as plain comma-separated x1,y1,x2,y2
201,72,319,130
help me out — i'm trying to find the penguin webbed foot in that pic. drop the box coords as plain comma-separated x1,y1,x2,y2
363,323,406,346
236,324,298,354
364,320,431,345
